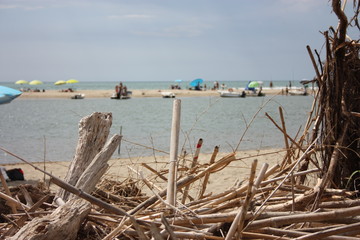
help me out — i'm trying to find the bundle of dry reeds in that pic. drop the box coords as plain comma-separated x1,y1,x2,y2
1,144,360,240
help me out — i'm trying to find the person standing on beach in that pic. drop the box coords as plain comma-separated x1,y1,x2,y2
270,81,273,88
115,85,119,96
118,82,123,98
123,85,128,97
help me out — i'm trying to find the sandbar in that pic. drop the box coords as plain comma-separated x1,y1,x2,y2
18,88,287,99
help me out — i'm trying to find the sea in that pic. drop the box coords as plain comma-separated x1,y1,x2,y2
0,80,314,164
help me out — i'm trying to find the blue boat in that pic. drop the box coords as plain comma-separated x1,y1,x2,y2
0,86,22,104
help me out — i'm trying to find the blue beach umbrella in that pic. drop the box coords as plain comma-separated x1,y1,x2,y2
190,78,203,87
0,86,22,104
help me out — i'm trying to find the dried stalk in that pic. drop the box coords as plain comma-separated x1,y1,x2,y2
225,159,257,240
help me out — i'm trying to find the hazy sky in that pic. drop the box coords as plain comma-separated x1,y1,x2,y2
0,1,347,82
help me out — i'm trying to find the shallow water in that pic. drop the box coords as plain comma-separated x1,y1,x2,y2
0,95,314,163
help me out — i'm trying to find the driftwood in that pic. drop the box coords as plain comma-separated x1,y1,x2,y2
8,199,91,240
4,195,50,237
57,112,113,201
0,112,128,239
69,134,121,200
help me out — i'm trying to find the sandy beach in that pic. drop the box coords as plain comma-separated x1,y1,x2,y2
2,148,286,195
18,88,286,99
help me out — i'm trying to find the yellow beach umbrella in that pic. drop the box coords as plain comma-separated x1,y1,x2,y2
29,80,43,85
66,79,79,84
54,80,66,85
15,80,28,85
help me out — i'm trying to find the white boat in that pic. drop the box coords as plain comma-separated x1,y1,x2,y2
71,93,85,99
161,92,176,98
288,89,308,96
111,91,132,100
219,90,245,98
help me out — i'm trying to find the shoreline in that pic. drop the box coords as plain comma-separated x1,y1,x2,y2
1,148,286,193
17,88,290,99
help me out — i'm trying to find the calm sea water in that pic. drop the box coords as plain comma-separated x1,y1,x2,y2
0,91,314,164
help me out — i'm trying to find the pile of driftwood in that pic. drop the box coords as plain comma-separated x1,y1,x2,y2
0,111,360,240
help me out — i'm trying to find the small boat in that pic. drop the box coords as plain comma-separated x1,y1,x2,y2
288,89,308,96
161,92,176,98
71,93,85,99
219,90,245,98
111,91,132,100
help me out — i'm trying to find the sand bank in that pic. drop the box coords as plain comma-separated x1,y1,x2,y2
2,148,285,194
18,88,286,99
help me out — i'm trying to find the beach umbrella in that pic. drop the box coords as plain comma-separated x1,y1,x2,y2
190,78,203,87
54,80,66,85
0,86,22,104
29,80,43,85
66,79,79,84
15,80,28,85
248,81,259,88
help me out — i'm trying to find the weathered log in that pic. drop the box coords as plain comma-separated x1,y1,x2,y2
69,134,121,200
9,199,91,240
0,147,129,216
57,112,113,201
4,195,50,237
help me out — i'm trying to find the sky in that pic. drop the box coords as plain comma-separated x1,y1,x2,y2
0,0,353,82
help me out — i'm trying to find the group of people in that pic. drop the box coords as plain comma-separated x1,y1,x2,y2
20,88,46,92
114,82,128,99
170,84,181,89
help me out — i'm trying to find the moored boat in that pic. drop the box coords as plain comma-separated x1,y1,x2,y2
71,93,85,99
219,90,245,98
161,92,176,98
288,88,308,96
111,91,132,100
